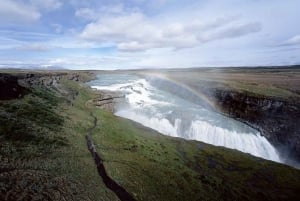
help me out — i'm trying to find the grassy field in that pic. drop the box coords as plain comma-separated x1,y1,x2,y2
137,67,300,100
1,71,300,200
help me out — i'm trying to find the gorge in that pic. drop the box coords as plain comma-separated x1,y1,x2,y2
89,73,284,165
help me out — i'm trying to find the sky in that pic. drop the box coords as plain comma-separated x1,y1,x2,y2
0,0,299,70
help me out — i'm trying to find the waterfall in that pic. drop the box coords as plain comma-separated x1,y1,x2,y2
89,74,282,163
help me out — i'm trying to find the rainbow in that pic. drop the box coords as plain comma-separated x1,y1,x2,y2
138,72,219,111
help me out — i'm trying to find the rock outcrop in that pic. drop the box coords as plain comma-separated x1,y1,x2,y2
0,72,92,103
0,74,29,100
92,92,125,112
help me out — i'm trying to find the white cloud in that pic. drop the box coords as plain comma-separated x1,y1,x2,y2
99,3,126,14
80,12,261,51
75,3,133,21
131,0,169,9
117,41,153,52
15,44,51,52
282,35,300,46
0,0,62,25
37,55,129,70
75,8,98,21
81,13,145,42
1,0,299,69
30,0,62,11
200,22,262,42
0,0,40,23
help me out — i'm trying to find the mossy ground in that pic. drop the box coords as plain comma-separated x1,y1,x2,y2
1,71,300,201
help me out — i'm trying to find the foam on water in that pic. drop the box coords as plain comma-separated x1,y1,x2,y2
89,74,281,163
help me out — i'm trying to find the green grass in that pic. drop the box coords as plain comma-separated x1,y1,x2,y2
225,81,300,99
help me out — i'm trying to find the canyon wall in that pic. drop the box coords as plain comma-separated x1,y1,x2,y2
210,89,300,162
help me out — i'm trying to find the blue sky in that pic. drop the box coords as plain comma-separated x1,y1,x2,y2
0,0,299,69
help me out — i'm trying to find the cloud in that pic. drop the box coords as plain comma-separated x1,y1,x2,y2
281,35,300,46
15,44,51,52
80,13,145,42
75,3,136,21
1,0,299,69
0,0,40,24
117,41,153,52
0,0,62,25
30,0,62,11
200,22,262,42
80,12,261,51
0,30,55,43
75,8,98,21
131,0,169,9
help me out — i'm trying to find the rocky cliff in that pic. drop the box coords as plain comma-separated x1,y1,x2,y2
0,72,94,101
210,89,300,164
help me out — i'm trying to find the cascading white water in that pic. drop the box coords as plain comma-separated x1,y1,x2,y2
89,74,281,163
187,120,279,160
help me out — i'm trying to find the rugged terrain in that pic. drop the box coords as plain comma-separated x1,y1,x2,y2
1,69,300,201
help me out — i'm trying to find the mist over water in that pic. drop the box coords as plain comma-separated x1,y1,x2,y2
89,74,281,163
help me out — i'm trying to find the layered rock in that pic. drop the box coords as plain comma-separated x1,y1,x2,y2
92,93,125,113
210,89,300,162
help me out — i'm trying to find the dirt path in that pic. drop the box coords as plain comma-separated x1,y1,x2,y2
85,112,136,201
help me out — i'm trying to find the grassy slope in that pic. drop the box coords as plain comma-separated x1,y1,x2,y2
0,75,118,200
1,72,300,201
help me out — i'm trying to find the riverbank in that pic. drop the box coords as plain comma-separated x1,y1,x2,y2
1,70,300,200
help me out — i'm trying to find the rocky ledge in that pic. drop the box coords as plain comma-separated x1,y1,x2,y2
0,72,94,103
91,91,125,113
